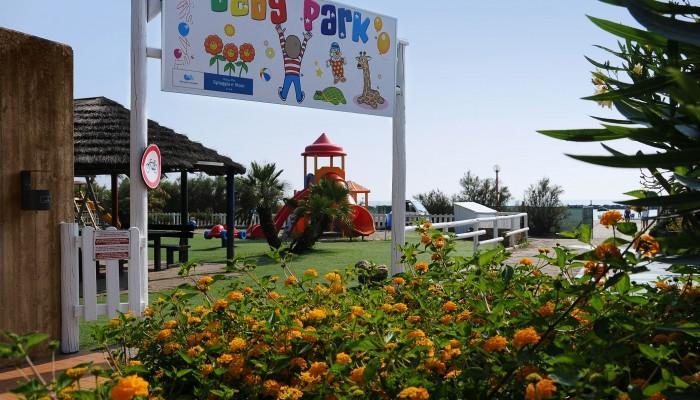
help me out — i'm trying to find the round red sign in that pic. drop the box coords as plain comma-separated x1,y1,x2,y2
141,144,162,189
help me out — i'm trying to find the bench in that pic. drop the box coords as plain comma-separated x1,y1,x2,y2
148,243,191,270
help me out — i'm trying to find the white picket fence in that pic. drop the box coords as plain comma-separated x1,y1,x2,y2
60,223,147,353
371,214,454,230
405,213,529,252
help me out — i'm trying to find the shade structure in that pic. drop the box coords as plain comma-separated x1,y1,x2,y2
74,97,245,176
301,133,347,157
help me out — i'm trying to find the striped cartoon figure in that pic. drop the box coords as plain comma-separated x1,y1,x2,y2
276,24,312,103
326,42,347,85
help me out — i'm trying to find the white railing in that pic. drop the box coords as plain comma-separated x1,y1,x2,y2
405,213,529,252
371,213,454,230
60,223,146,353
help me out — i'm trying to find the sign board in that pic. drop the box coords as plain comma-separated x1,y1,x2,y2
162,0,397,117
141,144,162,189
94,230,131,261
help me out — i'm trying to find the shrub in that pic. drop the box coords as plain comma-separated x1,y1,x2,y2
453,171,512,209
522,177,567,236
413,190,453,215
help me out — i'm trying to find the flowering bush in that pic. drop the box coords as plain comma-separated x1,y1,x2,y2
84,217,698,400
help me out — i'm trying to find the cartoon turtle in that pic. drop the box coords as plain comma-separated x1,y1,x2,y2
313,87,347,105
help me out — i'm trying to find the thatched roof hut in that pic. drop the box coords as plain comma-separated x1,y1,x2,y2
74,97,245,176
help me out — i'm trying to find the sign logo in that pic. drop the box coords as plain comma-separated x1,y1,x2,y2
141,144,162,189
162,0,397,117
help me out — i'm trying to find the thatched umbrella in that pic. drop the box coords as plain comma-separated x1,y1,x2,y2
74,96,245,266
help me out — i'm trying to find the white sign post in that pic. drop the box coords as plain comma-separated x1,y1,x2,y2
132,0,407,278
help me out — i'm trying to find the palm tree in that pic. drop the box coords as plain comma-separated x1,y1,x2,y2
237,162,286,248
288,178,353,253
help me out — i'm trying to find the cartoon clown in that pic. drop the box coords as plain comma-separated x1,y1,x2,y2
326,42,346,84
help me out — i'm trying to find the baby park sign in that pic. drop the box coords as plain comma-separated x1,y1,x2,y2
162,0,397,117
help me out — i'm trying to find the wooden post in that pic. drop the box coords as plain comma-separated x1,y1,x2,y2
226,172,235,265
111,174,119,228
60,223,80,353
130,0,148,307
314,156,318,174
391,41,408,275
180,170,189,263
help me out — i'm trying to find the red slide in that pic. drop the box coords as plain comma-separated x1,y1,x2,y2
247,183,376,239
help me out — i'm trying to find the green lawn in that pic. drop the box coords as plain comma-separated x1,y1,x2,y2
80,233,480,350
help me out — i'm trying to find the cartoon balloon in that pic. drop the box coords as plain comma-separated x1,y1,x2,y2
377,32,391,55
174,49,183,59
178,22,190,37
374,16,383,32
224,24,236,37
265,47,275,59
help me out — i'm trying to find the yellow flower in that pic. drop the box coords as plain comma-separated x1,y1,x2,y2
330,282,345,294
407,329,426,339
384,285,397,295
200,364,214,376
226,291,244,301
525,378,556,400
243,287,254,294
442,301,458,313
66,367,88,380
162,320,177,329
519,258,534,266
632,63,643,76
407,315,422,324
444,369,462,379
335,352,352,364
393,303,408,313
187,345,203,357
456,310,471,322
538,248,550,254
397,386,430,400
299,370,321,386
268,291,281,300
350,306,365,318
593,85,612,108
381,303,394,313
156,329,172,342
109,317,122,327
513,327,541,349
229,337,247,352
196,275,214,291
284,275,298,286
110,375,149,400
127,360,142,367
634,234,660,258
600,210,623,228
422,222,432,230
325,272,342,283
350,366,365,384
217,353,234,365
483,335,507,352
212,299,229,312
415,262,429,273
304,268,318,277
277,385,303,400
307,308,327,321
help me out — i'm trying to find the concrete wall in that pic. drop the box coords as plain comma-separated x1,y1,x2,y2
0,28,74,357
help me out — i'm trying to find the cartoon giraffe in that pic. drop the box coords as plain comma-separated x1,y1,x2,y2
356,51,385,109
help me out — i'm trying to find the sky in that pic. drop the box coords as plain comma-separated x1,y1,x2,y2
0,1,649,205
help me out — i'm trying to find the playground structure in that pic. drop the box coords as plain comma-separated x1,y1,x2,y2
74,178,120,229
248,133,376,240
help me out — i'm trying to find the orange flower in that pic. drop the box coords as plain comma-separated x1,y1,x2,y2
156,329,172,341
335,352,352,364
595,243,621,260
415,262,429,273
442,301,458,313
520,258,534,266
162,320,177,329
277,386,303,400
456,310,471,322
284,275,298,286
290,357,308,370
229,337,247,352
407,329,426,339
263,379,281,396
393,277,406,285
434,237,445,249
384,285,397,295
584,261,607,278
304,268,318,277
538,302,555,318
307,308,327,321
350,306,365,318
397,386,430,400
600,210,623,227
226,291,244,301
204,35,223,56
308,361,329,377
110,375,149,400
325,272,342,283
513,327,541,349
222,43,238,62
212,299,229,312
268,291,281,300
239,43,255,62
407,315,422,324
393,303,408,313
634,234,660,258
648,393,667,400
483,336,507,352
420,235,432,245
525,378,556,400
200,364,214,376
196,275,214,291
350,366,365,384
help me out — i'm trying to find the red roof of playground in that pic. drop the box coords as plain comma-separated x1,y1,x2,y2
302,133,347,157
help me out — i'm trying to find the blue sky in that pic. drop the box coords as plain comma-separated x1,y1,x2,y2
1,1,646,204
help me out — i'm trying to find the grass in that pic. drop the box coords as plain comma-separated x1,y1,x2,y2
79,232,480,350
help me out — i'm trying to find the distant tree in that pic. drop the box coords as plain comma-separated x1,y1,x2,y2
287,178,353,254
414,190,453,215
453,171,512,208
522,177,566,236
237,162,286,248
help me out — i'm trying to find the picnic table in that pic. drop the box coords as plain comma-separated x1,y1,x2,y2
148,224,194,271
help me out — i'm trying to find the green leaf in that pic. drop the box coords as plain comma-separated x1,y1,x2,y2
619,192,700,210
583,76,673,101
587,15,668,48
584,55,625,71
639,343,661,362
24,333,49,349
617,222,638,236
538,129,628,142
578,224,592,245
478,246,502,267
675,173,700,190
568,149,700,169
616,273,631,294
627,2,700,47
176,368,193,378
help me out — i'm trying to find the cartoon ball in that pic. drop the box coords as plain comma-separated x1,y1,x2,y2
265,47,275,59
374,16,383,32
259,68,271,81
377,32,391,55
224,23,236,37
178,22,190,37
173,49,182,59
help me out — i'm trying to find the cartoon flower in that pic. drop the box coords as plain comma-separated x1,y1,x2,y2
240,43,255,62
223,43,238,62
110,375,149,400
204,35,223,55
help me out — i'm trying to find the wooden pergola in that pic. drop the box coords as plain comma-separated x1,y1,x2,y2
74,97,246,266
